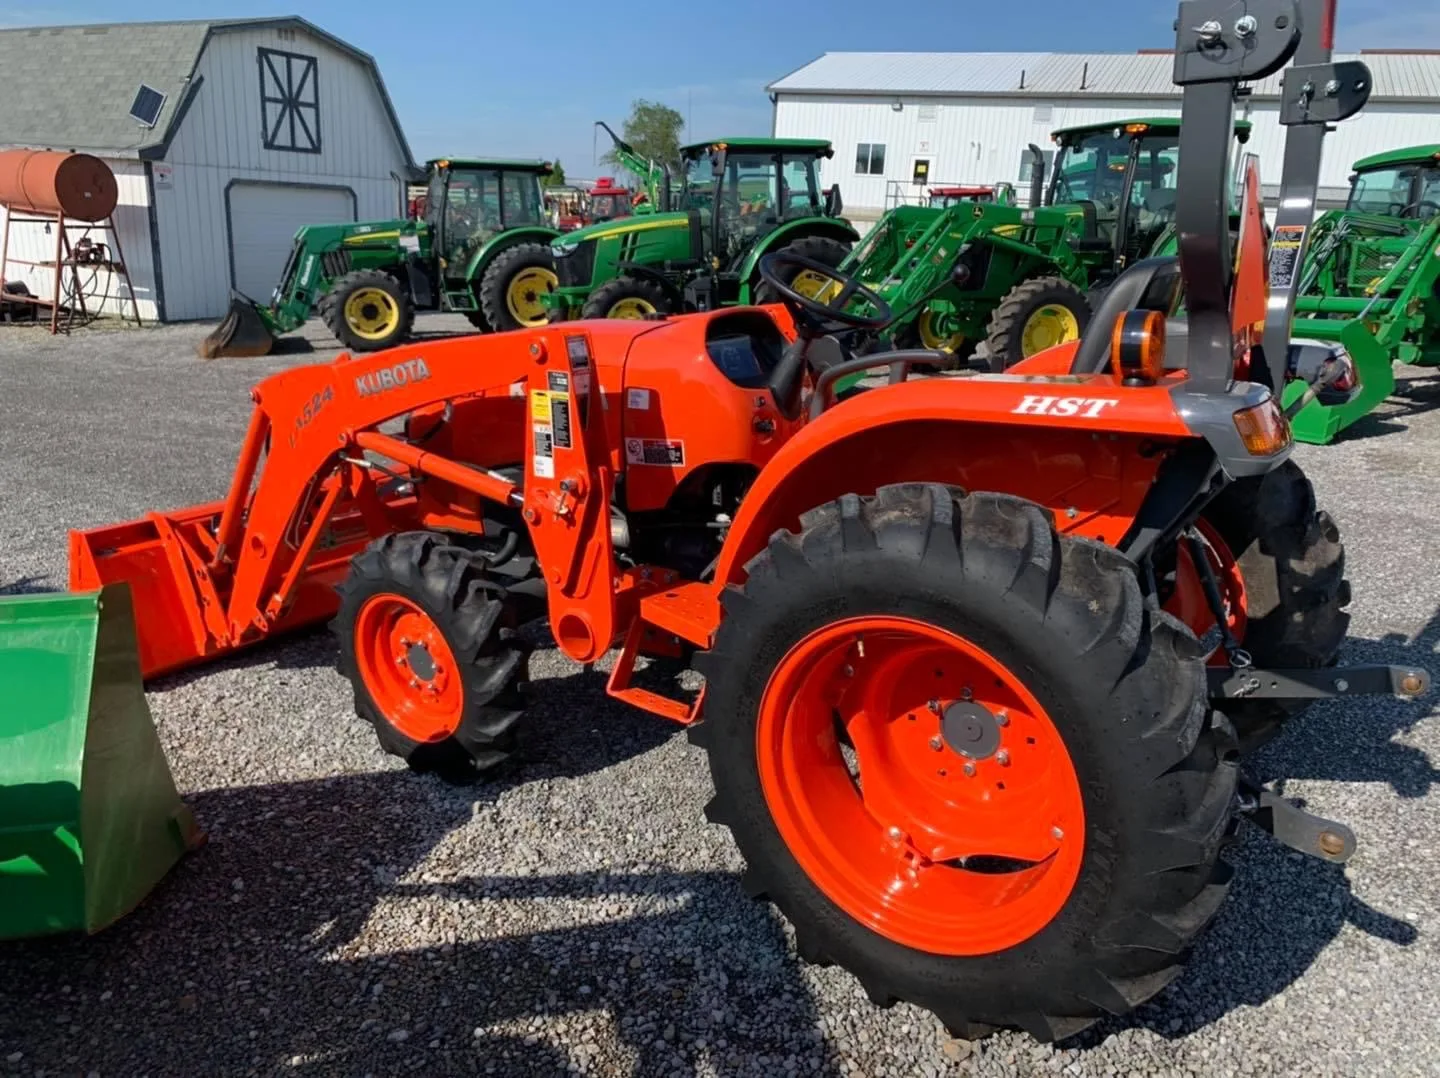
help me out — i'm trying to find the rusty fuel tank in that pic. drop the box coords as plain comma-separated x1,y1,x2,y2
0,149,118,221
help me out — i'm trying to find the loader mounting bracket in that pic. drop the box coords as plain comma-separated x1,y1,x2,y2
1207,663,1430,701
1236,774,1356,863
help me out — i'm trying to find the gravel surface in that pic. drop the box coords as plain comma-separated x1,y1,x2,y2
1,313,1438,1078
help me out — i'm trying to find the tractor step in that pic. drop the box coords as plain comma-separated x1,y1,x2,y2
1235,774,1355,863
1208,663,1429,702
603,582,718,724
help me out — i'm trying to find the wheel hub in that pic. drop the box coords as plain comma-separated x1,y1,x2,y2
941,701,1001,760
405,642,438,681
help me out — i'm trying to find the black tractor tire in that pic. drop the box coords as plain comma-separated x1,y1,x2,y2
693,484,1237,1042
580,276,674,320
319,269,415,353
751,235,852,305
478,243,557,332
1201,460,1350,749
334,532,531,780
984,276,1091,372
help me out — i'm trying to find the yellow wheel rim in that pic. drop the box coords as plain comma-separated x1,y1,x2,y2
607,296,657,319
344,287,400,342
791,269,839,300
918,308,966,353
506,267,558,326
1020,303,1081,356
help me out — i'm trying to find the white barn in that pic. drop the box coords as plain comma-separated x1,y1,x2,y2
0,17,415,323
768,50,1440,229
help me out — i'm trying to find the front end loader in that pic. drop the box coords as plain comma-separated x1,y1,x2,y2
1279,145,1440,442
0,587,200,939
199,158,561,359
58,0,1429,1042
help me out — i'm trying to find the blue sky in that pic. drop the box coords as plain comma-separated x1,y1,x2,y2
6,0,1433,179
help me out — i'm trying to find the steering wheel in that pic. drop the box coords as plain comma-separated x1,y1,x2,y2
757,251,891,331
1401,199,1440,219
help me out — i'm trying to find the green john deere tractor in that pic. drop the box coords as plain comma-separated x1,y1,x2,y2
542,136,858,322
1283,144,1440,443
828,117,1251,366
200,158,562,358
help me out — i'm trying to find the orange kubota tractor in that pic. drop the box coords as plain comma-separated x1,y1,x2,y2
68,0,1428,1041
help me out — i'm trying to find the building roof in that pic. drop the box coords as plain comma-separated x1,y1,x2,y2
768,50,1440,102
1352,144,1440,171
0,17,414,166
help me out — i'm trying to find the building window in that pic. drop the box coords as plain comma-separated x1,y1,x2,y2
258,47,321,153
856,142,886,175
918,104,939,123
1019,148,1054,183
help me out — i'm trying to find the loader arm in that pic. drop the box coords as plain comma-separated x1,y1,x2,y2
72,330,609,679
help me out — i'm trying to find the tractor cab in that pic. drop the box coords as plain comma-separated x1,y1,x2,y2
424,158,553,273
586,177,633,223
1045,118,1251,275
1344,145,1440,220
928,184,1015,208
676,138,842,268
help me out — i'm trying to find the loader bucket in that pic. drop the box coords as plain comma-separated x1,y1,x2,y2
198,296,276,359
0,585,200,939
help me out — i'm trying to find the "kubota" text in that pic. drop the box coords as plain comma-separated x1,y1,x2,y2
355,357,431,397
1011,395,1119,418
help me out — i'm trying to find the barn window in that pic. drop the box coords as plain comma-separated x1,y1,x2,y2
918,104,939,123
258,47,321,154
855,142,887,175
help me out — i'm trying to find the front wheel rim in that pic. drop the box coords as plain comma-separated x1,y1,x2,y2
918,308,966,353
756,616,1085,955
354,595,463,742
608,296,656,319
345,287,400,340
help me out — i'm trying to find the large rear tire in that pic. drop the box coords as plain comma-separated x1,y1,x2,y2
479,243,558,332
319,269,415,353
335,533,530,780
693,484,1236,1041
1200,461,1350,748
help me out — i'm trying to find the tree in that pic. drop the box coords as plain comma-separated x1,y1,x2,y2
601,99,685,175
543,159,567,187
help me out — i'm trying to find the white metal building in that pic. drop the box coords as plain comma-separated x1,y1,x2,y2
0,17,415,323
769,50,1440,228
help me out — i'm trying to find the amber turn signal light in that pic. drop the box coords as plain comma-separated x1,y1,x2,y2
1232,399,1293,456
1110,309,1166,385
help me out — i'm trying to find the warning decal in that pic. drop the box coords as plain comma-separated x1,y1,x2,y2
530,390,553,422
532,424,555,478
550,393,572,449
547,370,570,393
625,438,685,467
1268,224,1307,291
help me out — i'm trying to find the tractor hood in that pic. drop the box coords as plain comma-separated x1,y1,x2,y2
550,211,692,252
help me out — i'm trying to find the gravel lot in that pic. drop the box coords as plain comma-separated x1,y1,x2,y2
1,313,1438,1078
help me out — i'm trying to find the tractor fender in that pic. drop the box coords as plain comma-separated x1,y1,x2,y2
736,218,862,283
463,227,562,283
711,373,1193,587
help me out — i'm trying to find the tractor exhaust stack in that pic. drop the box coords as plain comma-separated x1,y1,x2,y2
198,294,276,359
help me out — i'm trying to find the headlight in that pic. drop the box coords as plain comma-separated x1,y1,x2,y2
551,242,578,257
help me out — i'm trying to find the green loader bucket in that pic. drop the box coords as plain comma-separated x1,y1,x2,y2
1283,317,1397,445
197,296,276,359
0,585,200,939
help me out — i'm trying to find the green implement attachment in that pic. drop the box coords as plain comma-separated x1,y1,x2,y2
198,293,279,360
0,585,200,939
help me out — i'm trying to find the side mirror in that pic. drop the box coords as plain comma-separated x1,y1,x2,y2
824,184,843,217
712,153,724,178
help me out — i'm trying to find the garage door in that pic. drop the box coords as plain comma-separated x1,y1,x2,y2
228,183,355,300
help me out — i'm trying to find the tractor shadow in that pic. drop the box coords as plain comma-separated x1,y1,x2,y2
1074,613,1438,1047
0,768,838,1078
0,575,60,596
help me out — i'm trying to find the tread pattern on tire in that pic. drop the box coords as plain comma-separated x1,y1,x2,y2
984,276,1090,372
478,243,555,332
690,483,1236,1041
1201,460,1349,746
580,275,672,320
334,532,530,778
318,268,415,352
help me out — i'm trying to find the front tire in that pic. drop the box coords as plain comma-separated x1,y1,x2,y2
580,276,673,320
335,533,530,779
319,269,415,352
479,243,558,332
693,484,1236,1041
984,277,1090,371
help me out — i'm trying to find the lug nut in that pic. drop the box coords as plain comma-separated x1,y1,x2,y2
928,699,942,715
995,710,1009,727
996,750,1010,766
960,686,973,701
929,736,943,751
963,762,977,777
887,826,903,841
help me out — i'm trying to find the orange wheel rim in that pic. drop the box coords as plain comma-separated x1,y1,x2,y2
354,595,464,742
757,616,1085,956
1166,519,1248,667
